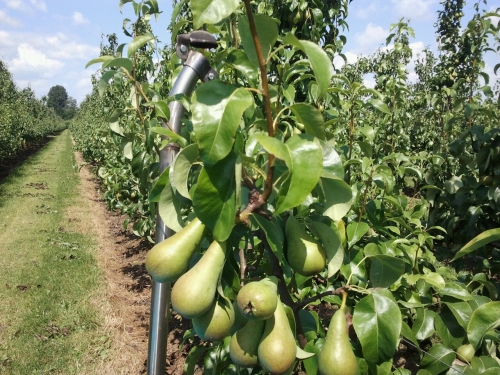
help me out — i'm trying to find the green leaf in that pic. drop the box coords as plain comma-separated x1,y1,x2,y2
102,57,134,72
467,302,500,349
85,55,114,69
251,215,284,262
320,178,353,221
158,173,184,233
277,135,323,215
368,255,406,288
434,309,465,349
193,153,236,242
192,81,253,166
347,221,370,249
452,228,500,261
366,98,391,115
401,321,421,355
98,70,116,97
420,343,455,374
320,141,344,179
149,167,171,203
185,345,209,375
352,289,402,363
191,0,239,29
109,121,124,136
127,34,155,57
238,14,278,68
289,103,325,139
310,221,344,278
226,50,258,84
154,100,170,120
444,302,472,329
296,346,315,359
150,127,188,148
284,33,334,97
440,282,473,301
172,144,199,199
412,308,436,340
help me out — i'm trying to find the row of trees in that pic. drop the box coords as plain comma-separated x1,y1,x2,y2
0,60,67,162
71,0,500,374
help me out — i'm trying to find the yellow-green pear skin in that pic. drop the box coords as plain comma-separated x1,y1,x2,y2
237,279,278,320
171,240,227,318
192,297,235,341
257,300,297,375
230,301,249,335
229,319,266,367
285,216,327,276
145,218,205,283
318,292,357,375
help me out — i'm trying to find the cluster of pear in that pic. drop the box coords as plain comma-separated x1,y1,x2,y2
145,217,357,375
230,278,297,374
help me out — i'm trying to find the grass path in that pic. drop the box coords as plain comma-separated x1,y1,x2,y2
0,130,112,374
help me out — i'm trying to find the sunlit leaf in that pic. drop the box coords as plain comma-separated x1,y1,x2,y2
192,80,253,166
127,34,155,57
452,228,500,261
289,103,325,139
191,0,239,29
467,302,500,349
310,221,343,278
352,289,402,363
284,33,334,97
368,255,406,288
172,144,199,199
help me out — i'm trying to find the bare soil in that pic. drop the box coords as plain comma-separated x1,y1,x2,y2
73,151,201,374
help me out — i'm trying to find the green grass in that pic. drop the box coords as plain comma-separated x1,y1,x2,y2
0,130,108,374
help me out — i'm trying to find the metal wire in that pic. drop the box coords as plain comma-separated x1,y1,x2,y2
399,337,466,375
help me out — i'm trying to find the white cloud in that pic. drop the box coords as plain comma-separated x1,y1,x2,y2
355,1,382,20
333,51,359,70
0,9,21,26
29,0,46,12
9,43,64,78
353,23,388,54
3,0,23,10
391,0,438,20
3,0,46,12
72,11,89,25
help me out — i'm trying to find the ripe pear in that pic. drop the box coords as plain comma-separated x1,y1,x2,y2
257,299,297,374
230,318,266,367
237,277,278,320
145,217,205,283
285,216,326,276
192,297,235,341
318,292,357,375
171,240,227,318
230,301,249,335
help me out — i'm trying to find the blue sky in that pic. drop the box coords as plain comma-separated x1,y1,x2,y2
0,0,498,104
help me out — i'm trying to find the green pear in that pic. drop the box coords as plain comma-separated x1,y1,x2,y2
145,217,205,283
318,292,357,375
237,278,278,320
192,297,235,341
257,299,297,374
229,318,266,367
171,240,226,318
285,216,326,276
230,300,249,335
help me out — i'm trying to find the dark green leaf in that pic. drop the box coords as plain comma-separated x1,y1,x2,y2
352,289,402,363
149,167,171,203
154,100,170,120
172,144,200,199
452,228,500,261
102,57,134,72
368,255,406,288
366,99,391,114
347,221,370,249
192,81,253,166
151,127,188,148
467,302,500,349
420,343,455,374
225,50,258,83
193,153,236,242
251,215,284,262
289,103,325,139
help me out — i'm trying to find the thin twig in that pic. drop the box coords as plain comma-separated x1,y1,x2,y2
239,248,247,287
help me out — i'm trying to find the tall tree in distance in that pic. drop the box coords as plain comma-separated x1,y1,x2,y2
46,85,78,119
47,85,68,117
